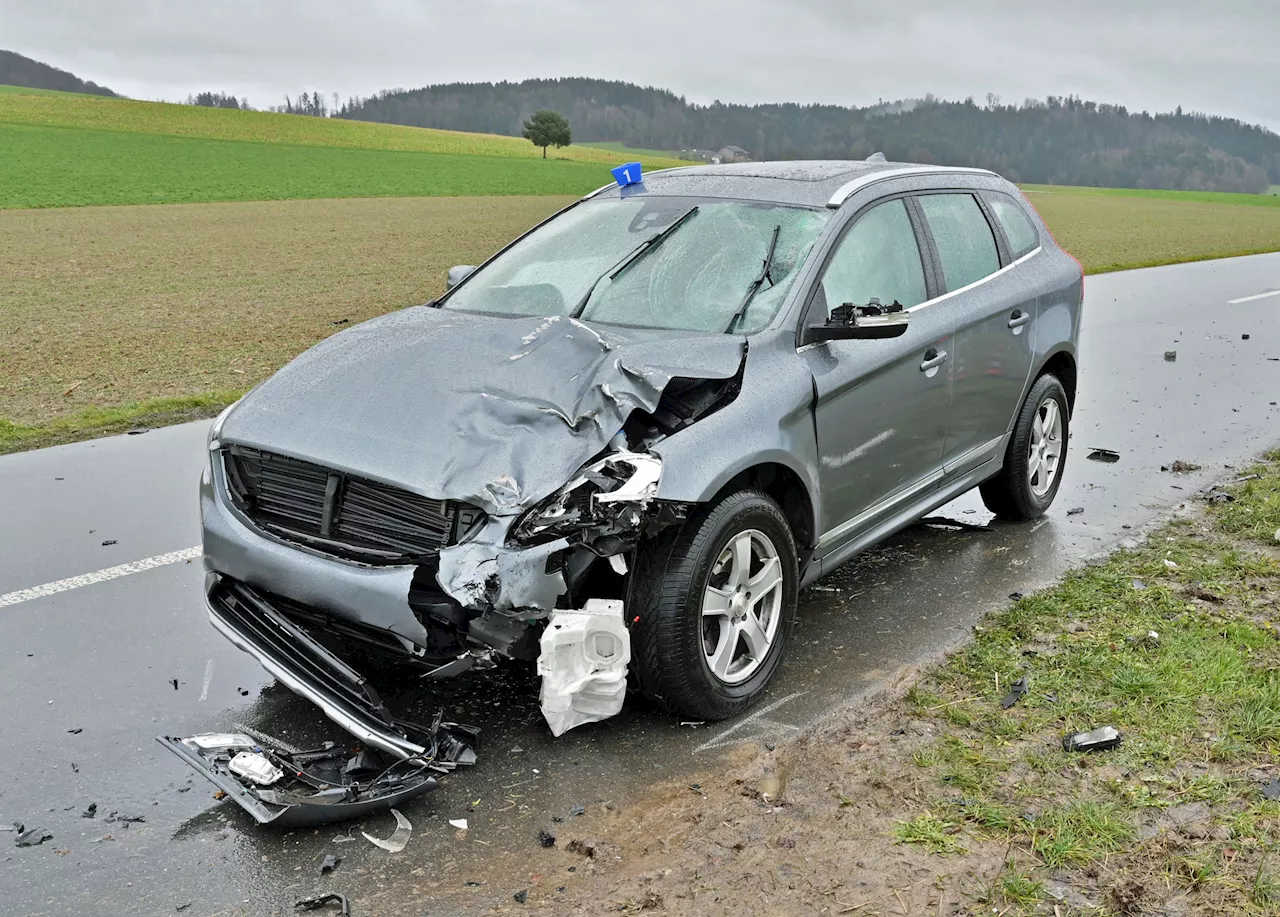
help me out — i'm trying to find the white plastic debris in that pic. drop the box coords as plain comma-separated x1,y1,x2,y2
228,751,283,786
362,808,412,853
182,733,255,753
538,599,631,737
448,818,468,830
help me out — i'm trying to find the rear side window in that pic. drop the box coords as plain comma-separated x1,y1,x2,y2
917,193,1000,292
987,192,1040,258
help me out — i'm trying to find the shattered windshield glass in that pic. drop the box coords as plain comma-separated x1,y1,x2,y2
441,197,831,333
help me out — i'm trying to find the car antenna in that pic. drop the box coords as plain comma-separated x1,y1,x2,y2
725,224,781,334
571,206,699,319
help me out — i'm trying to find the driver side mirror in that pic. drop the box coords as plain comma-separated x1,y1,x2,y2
446,265,477,291
803,295,910,345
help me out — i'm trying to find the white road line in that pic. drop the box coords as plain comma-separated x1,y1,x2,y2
694,692,807,753
0,546,201,608
199,658,214,702
1227,289,1280,304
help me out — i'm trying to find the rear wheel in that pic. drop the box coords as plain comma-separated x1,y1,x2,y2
629,489,798,721
980,373,1069,520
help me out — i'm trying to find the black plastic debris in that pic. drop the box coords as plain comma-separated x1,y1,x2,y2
105,811,145,824
1062,726,1123,753
1067,507,1084,516
176,904,192,912
295,893,350,915
68,727,83,734
1263,777,1280,801
157,720,478,827
320,853,342,874
1164,351,1177,362
1242,334,1250,340
1009,592,1024,601
551,815,564,823
1000,676,1029,709
125,428,149,436
332,318,350,326
514,890,528,904
1086,448,1120,464
539,829,556,848
171,678,179,691
82,803,97,818
1205,491,1235,504
15,827,53,847
101,539,117,546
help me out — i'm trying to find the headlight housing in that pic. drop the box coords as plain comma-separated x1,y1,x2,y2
507,452,662,547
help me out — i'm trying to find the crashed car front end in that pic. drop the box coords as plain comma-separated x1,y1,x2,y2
199,307,746,746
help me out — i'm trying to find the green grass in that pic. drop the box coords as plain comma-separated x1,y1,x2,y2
895,451,1280,914
0,83,105,98
1270,185,1280,197
1023,183,1280,208
0,391,242,454
580,140,696,161
0,122,626,207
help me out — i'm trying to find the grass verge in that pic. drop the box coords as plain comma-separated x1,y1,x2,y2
0,391,242,454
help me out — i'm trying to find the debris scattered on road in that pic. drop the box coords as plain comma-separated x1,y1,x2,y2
81,803,97,818
449,818,469,831
68,727,82,734
170,678,179,690
320,853,342,874
125,428,148,436
15,827,53,847
539,829,556,848
566,837,616,858
1067,507,1084,516
1086,448,1120,463
1166,460,1201,474
1205,490,1235,503
295,893,350,915
331,318,350,325
1000,676,1029,709
1262,777,1280,801
921,515,993,533
538,600,631,737
176,903,191,912
104,811,146,824
1242,334,1250,340
1062,726,1123,753
362,808,412,853
1163,351,1177,362
1132,579,1147,590
101,539,117,546
1009,592,1024,601
514,890,529,904
570,804,586,817
679,720,705,728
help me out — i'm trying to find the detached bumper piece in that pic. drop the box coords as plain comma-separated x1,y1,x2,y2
157,731,473,827
204,576,479,761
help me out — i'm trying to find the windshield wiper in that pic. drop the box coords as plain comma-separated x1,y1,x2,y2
725,224,781,333
570,206,699,319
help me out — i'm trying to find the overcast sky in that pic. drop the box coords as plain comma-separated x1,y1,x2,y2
8,0,1279,130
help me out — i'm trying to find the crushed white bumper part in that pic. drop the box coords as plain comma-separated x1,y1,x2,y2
537,599,631,736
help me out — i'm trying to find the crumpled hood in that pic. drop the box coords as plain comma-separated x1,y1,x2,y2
219,307,744,515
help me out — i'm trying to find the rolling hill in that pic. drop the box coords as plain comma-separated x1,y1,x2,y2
0,49,117,97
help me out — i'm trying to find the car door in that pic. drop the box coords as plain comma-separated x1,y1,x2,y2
799,196,955,553
915,191,1038,476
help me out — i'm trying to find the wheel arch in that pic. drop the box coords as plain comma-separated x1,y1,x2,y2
1035,347,1078,415
707,461,816,556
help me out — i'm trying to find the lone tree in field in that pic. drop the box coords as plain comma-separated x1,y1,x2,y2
522,110,572,158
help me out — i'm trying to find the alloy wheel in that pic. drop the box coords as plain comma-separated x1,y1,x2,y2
701,528,784,685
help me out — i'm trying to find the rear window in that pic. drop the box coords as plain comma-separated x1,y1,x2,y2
917,193,1000,292
987,192,1040,258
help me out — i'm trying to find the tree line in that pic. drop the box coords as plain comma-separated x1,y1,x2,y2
0,49,116,97
340,78,1280,193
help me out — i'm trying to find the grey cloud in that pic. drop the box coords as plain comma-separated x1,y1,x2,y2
5,0,1278,130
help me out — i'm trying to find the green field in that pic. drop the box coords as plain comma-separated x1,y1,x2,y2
580,140,696,161
0,87,685,208
1022,182,1280,208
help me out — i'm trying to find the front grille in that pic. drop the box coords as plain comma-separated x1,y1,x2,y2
222,446,481,564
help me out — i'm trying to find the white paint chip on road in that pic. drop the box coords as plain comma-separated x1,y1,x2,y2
0,546,201,608
1227,289,1280,304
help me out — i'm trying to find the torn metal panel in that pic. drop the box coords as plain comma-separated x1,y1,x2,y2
435,517,570,613
537,600,631,736
216,308,744,516
157,726,474,827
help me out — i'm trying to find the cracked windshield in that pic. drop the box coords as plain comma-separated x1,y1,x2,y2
442,198,830,332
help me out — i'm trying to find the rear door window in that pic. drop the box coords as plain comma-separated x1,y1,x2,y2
917,194,1000,292
818,198,927,313
987,192,1040,258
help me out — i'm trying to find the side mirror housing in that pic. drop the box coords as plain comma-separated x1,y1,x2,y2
446,265,477,291
804,299,910,345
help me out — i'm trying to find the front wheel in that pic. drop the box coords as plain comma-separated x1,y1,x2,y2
980,373,1070,520
629,489,798,721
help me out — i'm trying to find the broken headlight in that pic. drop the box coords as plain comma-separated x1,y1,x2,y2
507,452,662,547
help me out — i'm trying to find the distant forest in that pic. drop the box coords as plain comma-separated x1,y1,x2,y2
342,78,1280,194
0,49,116,97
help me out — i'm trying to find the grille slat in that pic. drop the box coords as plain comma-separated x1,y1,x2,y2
223,447,475,564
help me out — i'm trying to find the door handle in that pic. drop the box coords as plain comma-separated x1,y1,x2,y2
919,348,948,372
1008,309,1031,329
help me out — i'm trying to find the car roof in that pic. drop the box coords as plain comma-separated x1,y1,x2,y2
586,160,999,209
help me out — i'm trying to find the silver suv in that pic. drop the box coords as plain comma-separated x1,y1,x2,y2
199,159,1082,753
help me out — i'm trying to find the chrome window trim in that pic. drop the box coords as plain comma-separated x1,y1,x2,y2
826,166,996,209
903,245,1041,314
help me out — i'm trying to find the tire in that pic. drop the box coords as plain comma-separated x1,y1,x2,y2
628,489,799,721
980,373,1070,520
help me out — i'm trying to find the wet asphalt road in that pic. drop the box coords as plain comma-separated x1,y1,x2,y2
2,253,1278,916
